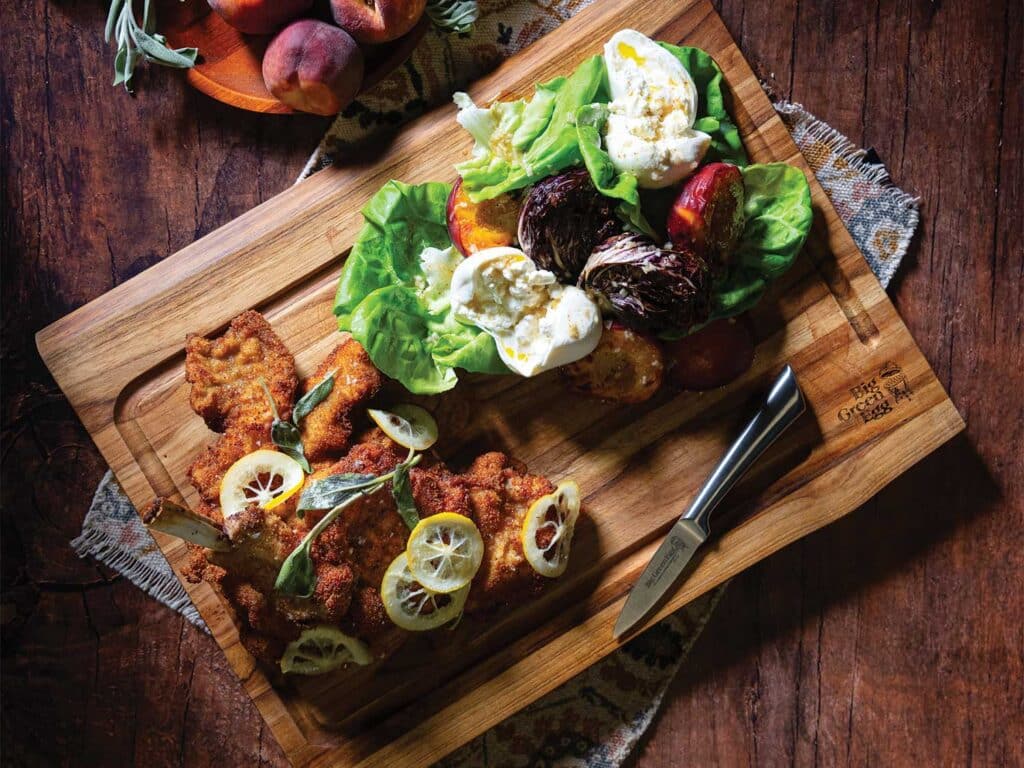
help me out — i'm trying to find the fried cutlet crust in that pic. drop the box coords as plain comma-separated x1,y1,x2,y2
185,310,297,433
461,452,555,613
188,429,559,663
181,313,567,670
299,337,383,462
186,423,271,515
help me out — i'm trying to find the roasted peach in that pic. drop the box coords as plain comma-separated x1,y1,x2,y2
262,20,364,116
562,321,665,403
330,0,426,44
667,162,745,271
446,178,520,256
207,0,313,35
664,316,754,391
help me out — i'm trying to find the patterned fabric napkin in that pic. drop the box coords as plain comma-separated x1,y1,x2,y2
72,3,920,764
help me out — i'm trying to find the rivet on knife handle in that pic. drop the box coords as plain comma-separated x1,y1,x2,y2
612,365,806,639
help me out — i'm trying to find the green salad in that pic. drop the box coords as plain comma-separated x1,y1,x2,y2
334,30,813,395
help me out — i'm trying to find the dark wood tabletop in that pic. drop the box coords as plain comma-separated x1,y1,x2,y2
2,0,1021,765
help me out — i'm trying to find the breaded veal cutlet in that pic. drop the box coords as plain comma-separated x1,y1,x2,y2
175,311,561,669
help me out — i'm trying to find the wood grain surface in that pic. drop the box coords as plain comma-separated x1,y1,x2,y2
2,1,1021,767
29,0,965,763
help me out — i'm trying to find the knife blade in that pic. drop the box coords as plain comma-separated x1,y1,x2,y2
613,518,707,639
613,365,805,639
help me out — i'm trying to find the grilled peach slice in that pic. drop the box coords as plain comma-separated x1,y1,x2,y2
664,316,754,391
446,178,520,256
562,321,665,403
667,162,745,270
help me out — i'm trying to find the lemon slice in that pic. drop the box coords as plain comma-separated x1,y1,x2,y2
521,480,582,578
381,552,469,631
219,449,305,519
368,404,438,451
280,626,372,675
406,513,484,593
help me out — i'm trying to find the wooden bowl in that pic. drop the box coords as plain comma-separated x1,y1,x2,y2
159,0,429,114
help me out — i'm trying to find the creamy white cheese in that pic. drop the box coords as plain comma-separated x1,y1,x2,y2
449,247,602,377
603,29,711,189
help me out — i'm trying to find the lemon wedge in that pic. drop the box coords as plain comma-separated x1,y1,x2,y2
219,449,305,519
280,626,372,675
381,552,469,631
521,479,582,578
406,513,484,593
368,404,438,451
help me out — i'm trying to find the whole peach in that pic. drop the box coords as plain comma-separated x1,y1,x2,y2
330,0,426,44
263,20,364,116
207,0,314,35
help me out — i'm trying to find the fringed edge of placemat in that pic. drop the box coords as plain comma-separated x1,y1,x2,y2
71,471,208,630
775,100,920,287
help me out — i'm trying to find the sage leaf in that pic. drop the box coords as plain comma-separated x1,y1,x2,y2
298,473,379,511
277,443,311,476
105,0,123,42
259,378,282,421
271,419,302,450
293,371,335,424
270,420,310,473
276,484,386,596
106,0,198,92
391,463,419,530
426,0,479,33
275,543,316,597
113,47,129,86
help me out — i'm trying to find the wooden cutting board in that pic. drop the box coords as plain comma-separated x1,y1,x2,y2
36,0,963,764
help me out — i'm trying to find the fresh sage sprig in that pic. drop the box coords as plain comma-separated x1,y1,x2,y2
106,0,198,92
275,452,423,597
261,372,335,473
425,0,479,33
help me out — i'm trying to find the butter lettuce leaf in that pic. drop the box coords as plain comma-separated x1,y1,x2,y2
657,163,812,338
707,163,813,324
575,103,655,237
333,180,508,394
454,55,607,202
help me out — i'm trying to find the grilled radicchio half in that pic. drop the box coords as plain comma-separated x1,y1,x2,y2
518,169,621,283
581,233,712,335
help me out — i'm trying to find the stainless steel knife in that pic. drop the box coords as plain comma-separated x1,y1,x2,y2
613,365,806,639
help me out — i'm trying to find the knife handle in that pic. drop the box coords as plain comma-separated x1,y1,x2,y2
683,365,806,536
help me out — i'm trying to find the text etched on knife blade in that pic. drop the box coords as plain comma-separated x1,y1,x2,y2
644,535,690,590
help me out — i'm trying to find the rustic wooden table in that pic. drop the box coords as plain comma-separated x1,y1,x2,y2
2,0,1021,765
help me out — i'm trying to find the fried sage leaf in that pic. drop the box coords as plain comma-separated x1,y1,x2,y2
261,373,336,473
391,464,419,530
271,420,310,474
297,473,379,512
275,540,319,598
276,454,423,596
292,371,336,423
277,484,384,596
